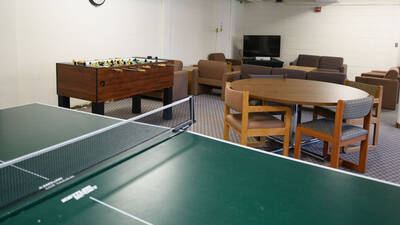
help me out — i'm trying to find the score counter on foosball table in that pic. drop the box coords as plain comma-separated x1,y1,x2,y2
56,57,174,119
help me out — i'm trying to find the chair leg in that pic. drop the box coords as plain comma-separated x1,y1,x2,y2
294,127,302,159
297,106,302,124
330,142,340,169
240,133,248,146
323,141,329,157
282,133,290,156
372,123,379,146
357,139,369,173
223,121,229,141
313,109,318,120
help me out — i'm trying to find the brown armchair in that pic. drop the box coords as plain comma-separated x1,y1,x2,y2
192,60,240,99
143,60,188,101
362,67,400,82
356,70,399,110
208,53,242,71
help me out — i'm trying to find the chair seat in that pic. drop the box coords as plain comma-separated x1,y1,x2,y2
301,118,368,141
226,112,284,132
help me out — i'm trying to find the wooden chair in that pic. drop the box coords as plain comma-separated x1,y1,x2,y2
223,83,292,156
313,80,383,150
295,97,373,173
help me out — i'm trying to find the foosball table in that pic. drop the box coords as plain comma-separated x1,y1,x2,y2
56,57,174,119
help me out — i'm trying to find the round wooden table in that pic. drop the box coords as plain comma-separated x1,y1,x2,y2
230,78,370,155
230,78,369,106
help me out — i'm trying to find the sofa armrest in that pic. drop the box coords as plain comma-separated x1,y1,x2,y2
173,70,189,101
226,59,243,66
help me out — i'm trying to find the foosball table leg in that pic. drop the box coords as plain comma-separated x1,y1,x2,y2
58,96,70,109
163,87,173,120
132,95,141,114
92,102,105,115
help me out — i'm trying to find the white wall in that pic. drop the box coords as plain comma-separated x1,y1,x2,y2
232,0,400,80
0,1,18,108
0,0,232,107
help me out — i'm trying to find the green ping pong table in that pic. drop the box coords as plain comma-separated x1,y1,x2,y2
1,103,400,225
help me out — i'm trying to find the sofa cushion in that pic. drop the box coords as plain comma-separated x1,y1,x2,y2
198,60,227,80
198,77,222,87
319,56,344,71
285,69,307,79
307,71,346,84
240,64,272,79
297,54,320,67
271,68,286,75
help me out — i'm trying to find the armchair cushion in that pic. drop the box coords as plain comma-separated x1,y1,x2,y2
301,118,368,141
208,53,226,62
198,60,227,80
296,54,320,67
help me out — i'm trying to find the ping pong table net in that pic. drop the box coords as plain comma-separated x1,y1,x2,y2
0,96,195,209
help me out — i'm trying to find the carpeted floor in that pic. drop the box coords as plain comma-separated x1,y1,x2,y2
79,93,400,184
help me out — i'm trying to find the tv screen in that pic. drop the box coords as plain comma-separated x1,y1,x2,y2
243,35,281,58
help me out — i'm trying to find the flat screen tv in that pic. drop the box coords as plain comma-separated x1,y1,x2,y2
243,35,281,58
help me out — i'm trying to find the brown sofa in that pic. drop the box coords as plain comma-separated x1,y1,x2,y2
290,54,347,74
192,60,240,99
356,68,399,110
144,60,188,101
208,53,242,71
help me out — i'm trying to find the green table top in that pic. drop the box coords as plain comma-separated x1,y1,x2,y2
0,103,119,161
1,104,400,225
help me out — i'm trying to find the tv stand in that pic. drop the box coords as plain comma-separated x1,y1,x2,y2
242,58,284,68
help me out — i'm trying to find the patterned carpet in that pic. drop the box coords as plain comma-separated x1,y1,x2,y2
78,93,400,184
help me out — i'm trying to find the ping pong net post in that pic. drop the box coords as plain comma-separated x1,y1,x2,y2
0,96,195,209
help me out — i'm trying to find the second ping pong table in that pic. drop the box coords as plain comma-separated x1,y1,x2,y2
1,103,400,225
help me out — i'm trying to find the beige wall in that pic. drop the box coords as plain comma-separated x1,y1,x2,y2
0,0,232,107
232,0,400,80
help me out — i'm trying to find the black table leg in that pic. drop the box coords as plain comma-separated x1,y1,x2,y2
132,95,141,114
163,87,173,120
58,96,70,108
92,102,104,115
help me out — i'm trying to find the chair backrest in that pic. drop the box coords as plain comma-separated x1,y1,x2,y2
319,56,344,71
249,74,284,79
225,83,246,113
307,71,346,84
344,80,381,98
198,60,227,80
240,64,272,79
297,54,320,67
342,97,373,120
208,53,226,62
